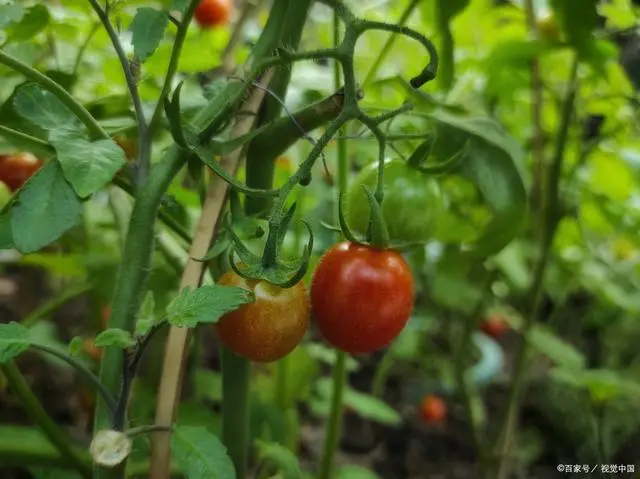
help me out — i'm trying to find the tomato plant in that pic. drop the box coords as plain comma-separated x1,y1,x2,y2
194,0,231,29
311,242,414,354
480,314,508,339
0,153,43,192
536,13,562,42
215,270,310,363
346,158,443,244
419,394,446,424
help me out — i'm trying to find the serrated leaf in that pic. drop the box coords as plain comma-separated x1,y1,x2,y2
13,83,80,132
94,329,135,349
129,7,169,63
68,336,84,357
6,4,49,41
135,292,157,337
0,322,30,363
255,440,301,479
166,285,254,328
11,161,83,254
528,325,585,371
0,5,25,29
170,0,190,13
171,426,235,479
426,110,529,256
50,131,126,198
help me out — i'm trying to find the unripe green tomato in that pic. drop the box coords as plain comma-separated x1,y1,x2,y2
346,158,443,244
0,181,11,208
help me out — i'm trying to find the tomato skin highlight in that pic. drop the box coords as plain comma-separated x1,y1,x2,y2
194,0,231,28
419,394,446,424
0,153,43,192
480,314,508,339
346,158,442,244
310,242,414,354
215,271,310,363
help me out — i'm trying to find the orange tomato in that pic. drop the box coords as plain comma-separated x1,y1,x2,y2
419,394,446,424
194,0,231,29
215,271,309,363
480,314,508,339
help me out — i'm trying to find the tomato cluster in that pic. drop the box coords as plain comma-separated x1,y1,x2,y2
310,242,415,354
0,152,43,192
194,0,231,29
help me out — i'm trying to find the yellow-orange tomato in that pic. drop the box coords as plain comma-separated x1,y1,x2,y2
419,394,446,424
215,271,310,363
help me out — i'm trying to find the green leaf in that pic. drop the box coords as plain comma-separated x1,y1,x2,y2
255,440,301,479
336,466,381,479
528,326,586,371
435,0,469,23
550,0,601,63
13,83,81,132
0,5,24,29
170,0,190,13
0,214,13,250
135,292,157,337
551,368,640,404
11,161,83,254
94,329,135,349
171,426,235,479
30,468,82,479
129,7,169,63
0,322,30,363
68,336,84,357
427,110,529,256
49,131,126,198
314,379,402,426
166,285,254,328
6,4,49,42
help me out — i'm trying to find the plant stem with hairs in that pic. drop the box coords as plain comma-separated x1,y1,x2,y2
494,56,579,479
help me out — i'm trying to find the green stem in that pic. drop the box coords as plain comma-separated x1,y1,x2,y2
318,14,349,479
494,56,579,479
0,50,108,140
72,22,100,77
221,347,252,477
148,0,200,139
29,343,117,414
361,0,420,90
2,362,92,479
370,350,393,398
94,149,185,479
21,283,93,328
318,351,347,479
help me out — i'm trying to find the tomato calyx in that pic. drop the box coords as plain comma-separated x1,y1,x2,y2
224,205,314,289
338,185,390,250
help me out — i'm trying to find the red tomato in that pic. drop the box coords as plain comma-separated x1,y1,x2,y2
215,271,310,363
480,314,508,339
194,0,231,29
310,242,414,354
419,394,446,424
0,153,43,192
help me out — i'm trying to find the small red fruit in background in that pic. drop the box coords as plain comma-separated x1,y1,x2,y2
0,153,43,191
480,314,508,339
194,0,231,29
420,394,446,424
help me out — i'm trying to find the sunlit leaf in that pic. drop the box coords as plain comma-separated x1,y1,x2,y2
255,440,301,479
129,7,169,63
6,4,49,42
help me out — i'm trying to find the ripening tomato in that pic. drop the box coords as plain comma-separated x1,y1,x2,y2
480,314,508,339
194,0,231,29
215,271,310,363
419,394,446,424
311,242,414,354
346,158,442,244
0,153,43,192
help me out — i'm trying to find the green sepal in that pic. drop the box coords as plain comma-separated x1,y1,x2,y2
360,184,390,250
